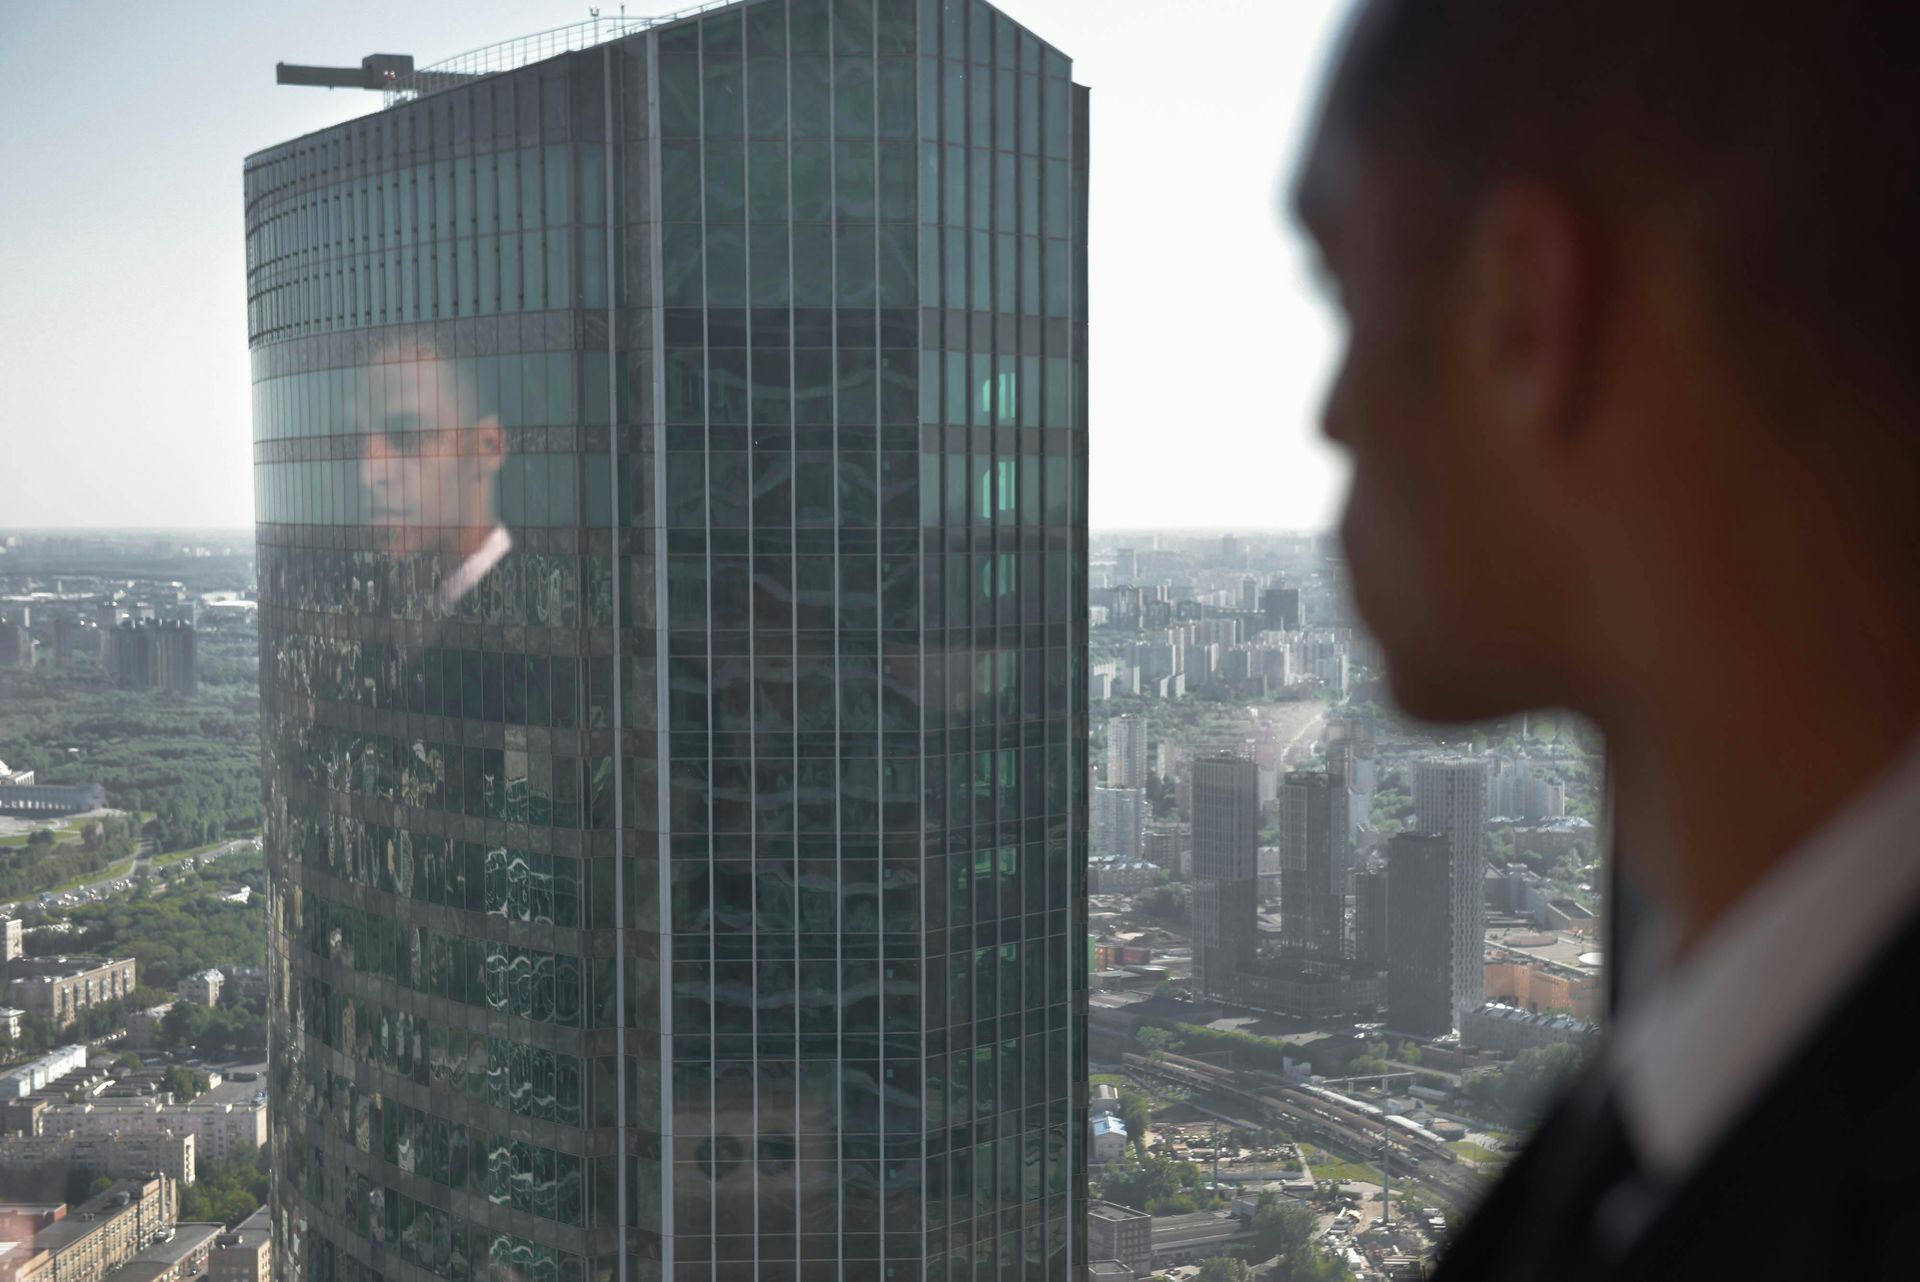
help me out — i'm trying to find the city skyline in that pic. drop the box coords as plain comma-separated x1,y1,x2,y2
0,0,1349,533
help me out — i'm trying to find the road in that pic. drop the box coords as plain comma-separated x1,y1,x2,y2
1266,699,1331,767
2,837,257,917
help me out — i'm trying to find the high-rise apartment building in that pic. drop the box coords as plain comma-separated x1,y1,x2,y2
1190,755,1259,1000
247,3,1089,1280
1275,769,1343,960
1260,586,1301,634
1104,714,1146,789
103,620,197,694
1384,834,1451,1037
1415,756,1489,1023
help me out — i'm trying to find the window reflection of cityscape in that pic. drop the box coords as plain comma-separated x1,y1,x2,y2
246,2,1090,1282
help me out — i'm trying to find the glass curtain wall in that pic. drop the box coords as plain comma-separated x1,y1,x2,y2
247,3,1085,1281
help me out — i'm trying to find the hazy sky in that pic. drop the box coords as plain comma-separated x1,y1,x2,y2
0,0,1351,532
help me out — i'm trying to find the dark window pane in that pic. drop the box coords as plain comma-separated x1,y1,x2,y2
834,0,875,54
660,57,701,138
791,58,832,138
837,223,876,305
792,141,832,220
705,56,744,138
749,141,789,222
748,57,788,137
707,223,747,304
705,139,745,220
835,58,875,137
661,141,703,222
878,59,916,139
790,0,830,54
749,224,791,306
835,140,876,219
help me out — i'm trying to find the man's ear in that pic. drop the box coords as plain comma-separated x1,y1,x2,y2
472,415,506,476
1460,182,1597,452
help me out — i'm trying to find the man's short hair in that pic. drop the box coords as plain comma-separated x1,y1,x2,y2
1322,0,1920,417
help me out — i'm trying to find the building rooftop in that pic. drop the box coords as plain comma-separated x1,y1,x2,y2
1471,1002,1597,1036
20,1180,156,1254
115,1222,225,1280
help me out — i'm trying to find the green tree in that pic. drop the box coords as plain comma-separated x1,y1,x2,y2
1137,1026,1183,1057
1117,1090,1153,1157
177,1148,270,1226
163,1065,209,1102
1195,1259,1252,1282
1251,1193,1316,1259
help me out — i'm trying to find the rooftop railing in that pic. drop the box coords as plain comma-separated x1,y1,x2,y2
382,1,739,107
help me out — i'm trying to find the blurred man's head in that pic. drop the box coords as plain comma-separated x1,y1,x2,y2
1294,1,1920,723
358,338,504,560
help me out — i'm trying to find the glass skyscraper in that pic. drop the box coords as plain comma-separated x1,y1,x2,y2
245,2,1088,1281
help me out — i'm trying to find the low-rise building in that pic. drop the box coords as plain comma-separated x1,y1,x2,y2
0,1176,177,1282
175,971,222,1008
1090,1114,1129,1164
1148,1209,1254,1268
0,1047,88,1100
1088,1202,1152,1275
1,920,22,964
1461,1002,1599,1055
1483,958,1601,1023
5,959,136,1031
102,1222,222,1282
0,1129,195,1185
124,1005,173,1051
38,1098,265,1164
3,1098,48,1138
207,1207,269,1282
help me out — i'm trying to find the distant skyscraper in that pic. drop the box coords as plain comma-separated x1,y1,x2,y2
1385,834,1452,1036
1416,756,1491,1022
1106,714,1148,788
1191,755,1260,1000
1091,785,1146,862
1112,547,1137,582
102,620,195,694
1353,869,1389,968
1261,586,1302,633
1276,770,1343,959
248,2,1091,1279
52,616,81,668
0,623,31,671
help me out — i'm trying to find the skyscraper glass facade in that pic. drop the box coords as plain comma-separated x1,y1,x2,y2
1414,756,1489,1026
1188,755,1258,1001
245,2,1087,1280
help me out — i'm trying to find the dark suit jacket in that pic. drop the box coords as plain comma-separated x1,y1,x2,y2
1432,903,1920,1280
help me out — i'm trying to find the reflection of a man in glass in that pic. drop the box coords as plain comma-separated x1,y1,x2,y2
359,338,509,611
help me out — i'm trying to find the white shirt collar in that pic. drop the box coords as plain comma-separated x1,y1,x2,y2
434,525,512,614
1610,734,1920,1180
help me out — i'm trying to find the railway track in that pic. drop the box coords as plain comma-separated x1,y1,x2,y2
1121,1050,1487,1204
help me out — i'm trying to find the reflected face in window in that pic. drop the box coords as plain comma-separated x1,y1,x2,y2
359,346,505,561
